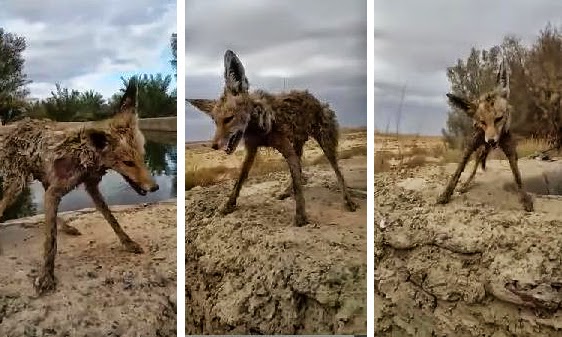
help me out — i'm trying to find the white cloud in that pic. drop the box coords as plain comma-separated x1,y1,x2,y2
185,0,367,141
1,0,176,99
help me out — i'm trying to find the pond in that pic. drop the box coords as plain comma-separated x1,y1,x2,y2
0,130,177,221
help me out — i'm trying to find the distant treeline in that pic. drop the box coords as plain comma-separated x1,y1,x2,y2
0,27,177,123
443,23,561,148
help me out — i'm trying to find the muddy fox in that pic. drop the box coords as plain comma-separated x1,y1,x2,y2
188,50,357,227
436,59,534,211
0,81,159,295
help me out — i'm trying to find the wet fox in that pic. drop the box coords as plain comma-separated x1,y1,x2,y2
436,59,533,211
188,50,357,227
0,81,159,295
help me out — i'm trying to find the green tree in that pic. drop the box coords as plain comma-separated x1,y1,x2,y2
42,84,109,121
76,90,109,121
0,28,30,124
117,74,176,118
521,23,562,144
43,84,82,121
442,46,502,148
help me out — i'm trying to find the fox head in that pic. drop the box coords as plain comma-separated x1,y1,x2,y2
85,81,159,195
446,59,512,147
187,50,252,154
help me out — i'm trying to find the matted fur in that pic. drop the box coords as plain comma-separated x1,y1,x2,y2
188,50,357,226
0,81,159,295
437,59,533,211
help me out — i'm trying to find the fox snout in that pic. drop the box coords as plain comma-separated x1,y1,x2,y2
484,127,501,146
145,181,159,192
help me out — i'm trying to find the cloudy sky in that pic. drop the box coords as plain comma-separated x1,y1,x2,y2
374,0,562,135
185,0,367,141
1,0,176,100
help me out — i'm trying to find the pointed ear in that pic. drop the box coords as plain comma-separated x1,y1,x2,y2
224,50,249,95
117,79,138,115
496,59,510,98
187,99,217,116
446,93,475,116
86,129,109,150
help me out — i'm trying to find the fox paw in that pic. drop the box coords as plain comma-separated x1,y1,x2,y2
34,273,56,296
220,202,236,215
520,193,534,212
294,214,309,227
458,183,471,194
277,190,292,200
61,223,82,236
123,240,144,254
436,194,450,205
345,199,358,212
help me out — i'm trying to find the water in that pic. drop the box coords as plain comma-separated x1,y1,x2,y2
1,131,177,221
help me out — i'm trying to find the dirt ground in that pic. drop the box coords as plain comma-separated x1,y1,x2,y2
376,135,562,336
185,138,367,334
0,200,177,337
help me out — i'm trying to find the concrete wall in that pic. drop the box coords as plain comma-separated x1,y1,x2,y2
138,117,177,132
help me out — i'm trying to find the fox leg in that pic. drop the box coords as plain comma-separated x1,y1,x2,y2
85,180,143,253
0,174,27,255
500,133,533,212
437,133,483,204
273,138,308,226
0,174,27,219
458,145,489,193
34,186,63,295
221,145,258,215
41,181,80,236
314,131,357,212
277,142,307,200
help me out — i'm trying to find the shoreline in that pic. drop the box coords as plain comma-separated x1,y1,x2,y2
0,198,177,229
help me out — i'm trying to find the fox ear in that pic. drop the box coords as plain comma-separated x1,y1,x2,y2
224,50,249,95
117,79,138,115
86,129,109,150
187,99,217,116
446,93,475,116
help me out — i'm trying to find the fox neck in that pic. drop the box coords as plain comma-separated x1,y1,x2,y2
248,101,275,134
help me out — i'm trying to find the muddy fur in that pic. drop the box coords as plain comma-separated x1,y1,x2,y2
437,59,533,211
188,50,357,227
0,81,159,295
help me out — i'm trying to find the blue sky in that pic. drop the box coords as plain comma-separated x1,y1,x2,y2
1,0,176,100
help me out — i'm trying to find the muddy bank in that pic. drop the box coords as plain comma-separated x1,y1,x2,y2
375,159,562,337
186,158,367,334
0,200,177,337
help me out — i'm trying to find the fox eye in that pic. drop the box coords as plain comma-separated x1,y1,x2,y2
494,116,503,123
223,116,234,124
123,160,135,167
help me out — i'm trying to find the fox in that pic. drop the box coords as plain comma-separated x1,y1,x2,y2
0,81,159,295
187,50,357,227
436,59,534,211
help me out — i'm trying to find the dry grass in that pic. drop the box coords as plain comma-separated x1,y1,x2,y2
374,134,554,174
185,164,233,190
185,131,367,190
